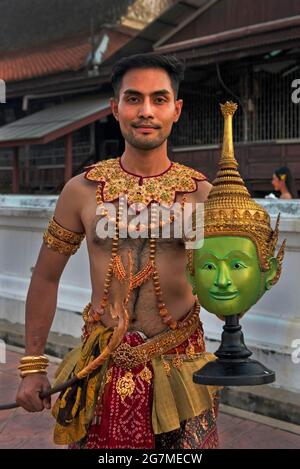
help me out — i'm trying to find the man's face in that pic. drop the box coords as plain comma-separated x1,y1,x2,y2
191,237,264,317
111,68,183,150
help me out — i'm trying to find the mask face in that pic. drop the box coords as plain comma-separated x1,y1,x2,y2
190,236,268,317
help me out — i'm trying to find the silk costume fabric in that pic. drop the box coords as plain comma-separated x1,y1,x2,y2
52,311,220,448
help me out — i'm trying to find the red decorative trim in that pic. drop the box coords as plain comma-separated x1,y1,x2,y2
83,157,208,207
119,157,173,180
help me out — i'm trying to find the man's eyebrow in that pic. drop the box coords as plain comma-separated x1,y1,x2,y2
152,89,171,96
123,89,171,96
123,89,142,96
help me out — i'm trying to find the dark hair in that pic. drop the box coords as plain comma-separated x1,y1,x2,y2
275,166,298,198
111,53,185,99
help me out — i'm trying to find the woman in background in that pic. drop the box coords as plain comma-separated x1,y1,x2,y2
271,166,298,199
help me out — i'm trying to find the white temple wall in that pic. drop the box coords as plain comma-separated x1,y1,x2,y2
0,196,299,392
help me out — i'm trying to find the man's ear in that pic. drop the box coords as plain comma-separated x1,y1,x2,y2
186,268,196,295
110,97,119,121
174,99,183,122
265,257,278,290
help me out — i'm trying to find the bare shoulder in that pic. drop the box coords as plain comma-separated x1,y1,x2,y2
53,172,94,233
59,171,97,198
63,171,92,190
280,192,292,200
193,179,213,203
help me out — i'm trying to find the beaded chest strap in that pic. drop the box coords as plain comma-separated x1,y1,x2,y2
84,157,206,331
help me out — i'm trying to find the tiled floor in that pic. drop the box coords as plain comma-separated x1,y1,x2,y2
1,349,300,449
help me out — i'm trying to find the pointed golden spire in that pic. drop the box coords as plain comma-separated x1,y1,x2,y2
200,101,285,280
208,101,250,202
219,101,238,169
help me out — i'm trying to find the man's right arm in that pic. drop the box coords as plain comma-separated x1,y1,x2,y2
16,174,85,412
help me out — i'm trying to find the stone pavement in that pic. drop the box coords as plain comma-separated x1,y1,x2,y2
1,348,300,449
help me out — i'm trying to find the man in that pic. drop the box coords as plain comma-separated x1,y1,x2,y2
16,54,220,449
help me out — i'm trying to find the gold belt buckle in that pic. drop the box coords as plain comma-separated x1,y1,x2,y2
112,342,141,369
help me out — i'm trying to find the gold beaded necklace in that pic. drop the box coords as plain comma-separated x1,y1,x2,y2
84,157,207,330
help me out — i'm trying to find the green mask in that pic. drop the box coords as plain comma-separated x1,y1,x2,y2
187,236,278,317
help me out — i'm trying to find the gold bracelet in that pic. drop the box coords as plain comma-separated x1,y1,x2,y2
19,366,48,377
19,363,48,369
20,355,49,363
19,369,48,378
18,355,49,378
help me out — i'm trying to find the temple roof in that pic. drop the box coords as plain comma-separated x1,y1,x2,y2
0,0,173,83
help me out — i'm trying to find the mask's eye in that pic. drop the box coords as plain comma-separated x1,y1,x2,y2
231,261,246,270
202,262,216,271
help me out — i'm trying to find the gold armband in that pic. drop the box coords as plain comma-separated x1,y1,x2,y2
18,355,49,378
43,217,85,256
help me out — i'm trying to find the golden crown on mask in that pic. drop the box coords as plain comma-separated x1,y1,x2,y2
187,101,285,285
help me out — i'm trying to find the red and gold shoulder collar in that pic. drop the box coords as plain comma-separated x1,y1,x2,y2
84,157,207,207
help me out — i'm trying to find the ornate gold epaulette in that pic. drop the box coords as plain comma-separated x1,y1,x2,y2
84,157,207,207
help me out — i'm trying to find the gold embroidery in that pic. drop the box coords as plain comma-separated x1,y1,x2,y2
197,332,204,350
185,339,195,358
162,357,171,377
172,350,183,369
84,157,206,208
104,368,113,385
116,371,135,401
138,365,153,384
201,415,209,431
43,217,85,256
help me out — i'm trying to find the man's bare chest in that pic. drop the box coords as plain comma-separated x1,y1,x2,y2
82,192,186,251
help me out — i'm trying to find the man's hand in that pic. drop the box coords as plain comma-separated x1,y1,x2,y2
16,373,51,412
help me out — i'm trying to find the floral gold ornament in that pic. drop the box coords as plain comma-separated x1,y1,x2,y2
172,350,184,369
162,357,171,377
138,365,153,384
185,339,195,359
187,101,286,386
116,371,135,401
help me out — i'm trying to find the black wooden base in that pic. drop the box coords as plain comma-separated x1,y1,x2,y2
193,314,276,386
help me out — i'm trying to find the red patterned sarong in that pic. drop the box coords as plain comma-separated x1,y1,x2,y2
68,326,219,449
85,332,154,449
